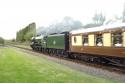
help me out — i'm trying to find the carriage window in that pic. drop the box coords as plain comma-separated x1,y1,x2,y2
83,35,88,46
95,34,103,46
74,36,77,43
112,32,123,47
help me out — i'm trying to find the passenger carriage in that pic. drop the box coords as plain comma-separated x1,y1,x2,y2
70,23,125,66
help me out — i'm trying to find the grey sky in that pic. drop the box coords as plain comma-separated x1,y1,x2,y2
0,0,124,39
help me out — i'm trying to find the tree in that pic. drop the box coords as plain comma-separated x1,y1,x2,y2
0,37,4,45
11,39,15,42
92,12,106,25
16,22,36,42
104,16,122,25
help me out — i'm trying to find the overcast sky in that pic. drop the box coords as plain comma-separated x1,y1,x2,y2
0,0,125,39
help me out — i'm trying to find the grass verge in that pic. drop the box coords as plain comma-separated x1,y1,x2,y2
0,48,117,83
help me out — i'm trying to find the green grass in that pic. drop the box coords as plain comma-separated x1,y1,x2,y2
6,41,31,49
13,44,31,49
0,48,117,83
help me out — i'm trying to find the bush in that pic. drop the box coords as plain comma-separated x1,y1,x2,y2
0,37,4,45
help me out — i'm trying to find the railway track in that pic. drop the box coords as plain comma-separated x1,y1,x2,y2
10,45,125,74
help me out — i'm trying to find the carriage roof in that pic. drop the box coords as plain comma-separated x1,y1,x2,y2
70,23,125,34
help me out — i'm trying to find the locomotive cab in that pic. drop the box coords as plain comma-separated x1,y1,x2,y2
30,35,45,50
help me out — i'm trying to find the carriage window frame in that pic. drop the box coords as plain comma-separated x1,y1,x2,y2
95,34,103,46
111,32,123,47
74,36,77,43
83,35,88,46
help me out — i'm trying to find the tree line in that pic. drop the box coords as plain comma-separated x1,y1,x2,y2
16,22,36,42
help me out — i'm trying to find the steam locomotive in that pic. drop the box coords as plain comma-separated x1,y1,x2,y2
30,23,125,67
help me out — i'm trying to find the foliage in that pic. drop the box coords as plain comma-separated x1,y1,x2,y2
0,48,116,83
0,37,4,45
92,12,105,25
16,22,36,42
11,39,16,42
83,12,106,28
